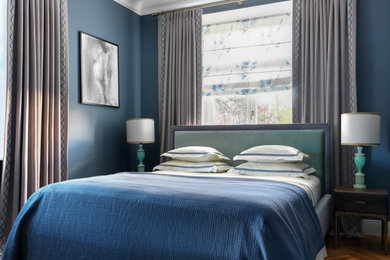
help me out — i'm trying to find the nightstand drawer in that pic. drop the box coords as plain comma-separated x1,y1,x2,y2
335,193,387,214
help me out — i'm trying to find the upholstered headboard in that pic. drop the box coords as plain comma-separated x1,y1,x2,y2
170,124,332,195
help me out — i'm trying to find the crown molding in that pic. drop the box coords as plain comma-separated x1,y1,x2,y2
113,0,226,16
113,0,142,15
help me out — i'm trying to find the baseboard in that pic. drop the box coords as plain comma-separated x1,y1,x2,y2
362,219,390,237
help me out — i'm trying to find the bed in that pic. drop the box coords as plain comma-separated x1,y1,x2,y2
170,124,333,237
2,124,332,260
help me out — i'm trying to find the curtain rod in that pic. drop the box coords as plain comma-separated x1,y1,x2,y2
152,0,243,16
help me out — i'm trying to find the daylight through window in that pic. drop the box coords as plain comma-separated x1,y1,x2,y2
201,1,292,125
0,0,7,160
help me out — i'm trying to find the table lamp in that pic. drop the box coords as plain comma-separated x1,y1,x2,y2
126,118,155,172
341,113,381,189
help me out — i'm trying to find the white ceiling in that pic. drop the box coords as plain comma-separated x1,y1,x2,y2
203,1,291,24
113,0,230,16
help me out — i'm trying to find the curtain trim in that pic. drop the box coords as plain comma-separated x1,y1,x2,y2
0,0,16,250
195,9,202,125
292,0,302,123
60,0,69,181
347,0,357,113
158,15,167,128
347,0,358,185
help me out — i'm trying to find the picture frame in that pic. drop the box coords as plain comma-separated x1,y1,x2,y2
80,32,120,108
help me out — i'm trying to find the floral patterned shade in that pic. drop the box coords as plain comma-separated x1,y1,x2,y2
202,9,292,125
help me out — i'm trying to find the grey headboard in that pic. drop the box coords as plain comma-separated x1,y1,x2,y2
170,124,332,195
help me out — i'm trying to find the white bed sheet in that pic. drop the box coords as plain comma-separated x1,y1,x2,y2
154,171,322,206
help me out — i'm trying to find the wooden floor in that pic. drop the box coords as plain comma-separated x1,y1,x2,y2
326,235,390,259
0,236,388,259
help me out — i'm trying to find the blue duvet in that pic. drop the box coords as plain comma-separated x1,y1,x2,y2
3,172,324,259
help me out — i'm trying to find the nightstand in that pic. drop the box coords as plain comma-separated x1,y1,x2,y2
334,186,389,254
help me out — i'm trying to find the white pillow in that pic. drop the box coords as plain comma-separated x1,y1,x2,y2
153,160,232,173
161,146,230,162
233,145,309,163
228,162,316,179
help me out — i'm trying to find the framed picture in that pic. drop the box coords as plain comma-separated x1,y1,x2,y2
80,32,120,107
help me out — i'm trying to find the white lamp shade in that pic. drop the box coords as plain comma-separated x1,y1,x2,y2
126,118,155,144
341,113,381,146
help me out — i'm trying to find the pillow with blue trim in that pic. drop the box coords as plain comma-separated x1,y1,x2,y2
233,145,309,163
161,146,230,162
153,160,232,173
228,162,316,179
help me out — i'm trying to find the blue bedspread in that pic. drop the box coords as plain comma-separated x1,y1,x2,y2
3,172,324,260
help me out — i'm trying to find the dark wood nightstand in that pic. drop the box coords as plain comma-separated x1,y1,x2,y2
334,186,388,254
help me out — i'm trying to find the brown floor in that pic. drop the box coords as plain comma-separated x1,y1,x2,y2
326,235,390,260
0,236,387,260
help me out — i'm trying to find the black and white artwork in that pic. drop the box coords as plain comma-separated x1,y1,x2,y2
80,32,119,107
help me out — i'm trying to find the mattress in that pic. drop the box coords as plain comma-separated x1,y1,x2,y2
315,194,332,237
154,171,322,206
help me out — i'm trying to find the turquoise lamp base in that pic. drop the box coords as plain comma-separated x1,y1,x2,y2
353,146,366,189
353,171,366,189
137,164,145,172
137,144,145,172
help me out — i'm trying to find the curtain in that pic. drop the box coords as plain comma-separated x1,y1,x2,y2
293,0,357,186
0,0,69,249
158,9,202,155
293,0,360,237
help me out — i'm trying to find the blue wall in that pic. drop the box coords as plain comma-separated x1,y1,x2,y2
66,0,390,191
68,0,141,179
356,0,390,192
140,15,160,171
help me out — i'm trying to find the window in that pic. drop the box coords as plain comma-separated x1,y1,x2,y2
0,0,7,160
201,1,292,125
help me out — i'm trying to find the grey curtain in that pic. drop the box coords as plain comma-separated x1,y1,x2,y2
158,9,202,156
293,0,357,186
0,0,69,249
293,0,361,237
